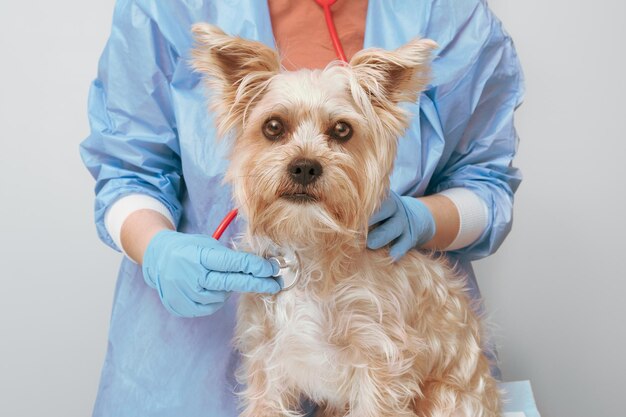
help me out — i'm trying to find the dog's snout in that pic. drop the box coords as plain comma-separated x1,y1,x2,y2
288,158,323,186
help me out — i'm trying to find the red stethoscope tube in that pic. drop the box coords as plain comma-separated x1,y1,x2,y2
212,1,347,240
315,0,348,62
211,208,239,240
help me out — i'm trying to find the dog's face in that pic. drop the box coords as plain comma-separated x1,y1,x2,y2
192,24,435,246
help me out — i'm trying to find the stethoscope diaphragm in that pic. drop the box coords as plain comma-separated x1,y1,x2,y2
268,253,301,291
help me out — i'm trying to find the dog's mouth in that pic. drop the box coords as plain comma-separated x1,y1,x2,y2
280,192,319,203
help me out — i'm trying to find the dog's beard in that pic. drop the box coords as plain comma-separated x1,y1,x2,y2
245,189,365,249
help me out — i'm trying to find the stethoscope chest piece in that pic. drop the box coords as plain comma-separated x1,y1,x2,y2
268,254,301,291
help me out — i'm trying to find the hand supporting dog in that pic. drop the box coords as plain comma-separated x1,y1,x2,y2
367,190,436,260
142,230,280,317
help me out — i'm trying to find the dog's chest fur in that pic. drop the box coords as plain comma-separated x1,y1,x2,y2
237,250,417,407
269,288,355,404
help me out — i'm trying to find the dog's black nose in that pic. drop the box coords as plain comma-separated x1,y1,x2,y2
288,158,323,186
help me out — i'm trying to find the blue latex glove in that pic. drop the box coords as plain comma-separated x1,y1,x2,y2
367,191,436,260
142,230,280,317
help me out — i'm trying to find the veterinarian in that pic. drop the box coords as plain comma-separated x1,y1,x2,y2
80,1,523,416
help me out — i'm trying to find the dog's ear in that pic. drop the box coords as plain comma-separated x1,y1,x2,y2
349,38,437,108
191,23,280,137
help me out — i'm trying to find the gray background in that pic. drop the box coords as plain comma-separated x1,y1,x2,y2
0,1,624,416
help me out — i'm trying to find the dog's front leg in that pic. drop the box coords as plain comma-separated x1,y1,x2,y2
236,295,304,417
328,305,422,417
238,358,301,417
344,366,418,417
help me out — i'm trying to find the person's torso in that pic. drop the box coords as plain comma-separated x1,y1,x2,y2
94,3,500,415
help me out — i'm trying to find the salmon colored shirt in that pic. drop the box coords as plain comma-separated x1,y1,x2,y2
268,0,369,70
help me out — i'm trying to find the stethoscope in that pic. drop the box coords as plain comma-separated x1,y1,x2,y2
212,0,346,291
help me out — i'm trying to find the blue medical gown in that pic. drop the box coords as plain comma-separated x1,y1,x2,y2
79,0,524,415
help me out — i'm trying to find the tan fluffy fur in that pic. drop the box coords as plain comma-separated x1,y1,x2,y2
192,23,501,417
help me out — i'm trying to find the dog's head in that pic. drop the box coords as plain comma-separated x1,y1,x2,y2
192,24,436,247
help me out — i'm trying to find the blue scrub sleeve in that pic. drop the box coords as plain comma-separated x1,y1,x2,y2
428,5,525,261
79,0,183,251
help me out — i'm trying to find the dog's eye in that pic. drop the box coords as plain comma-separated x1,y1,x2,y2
263,118,285,140
328,121,353,142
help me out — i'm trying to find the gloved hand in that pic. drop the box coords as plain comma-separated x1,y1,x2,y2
367,190,436,260
142,230,280,317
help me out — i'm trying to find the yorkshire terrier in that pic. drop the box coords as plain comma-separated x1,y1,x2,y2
192,24,501,417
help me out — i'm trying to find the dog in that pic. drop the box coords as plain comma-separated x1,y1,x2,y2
191,24,501,417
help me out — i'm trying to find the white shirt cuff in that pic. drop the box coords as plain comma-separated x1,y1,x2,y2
104,194,176,258
438,188,488,251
